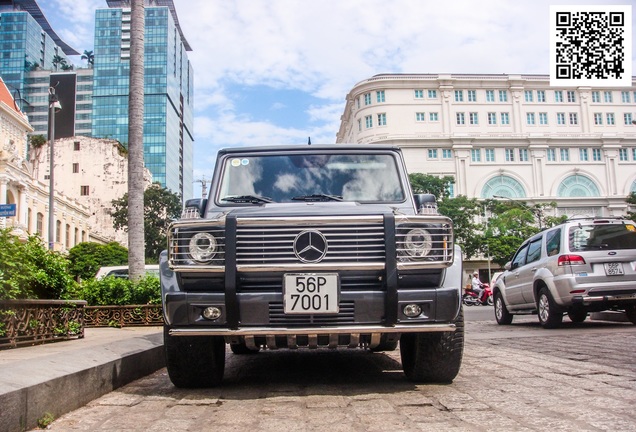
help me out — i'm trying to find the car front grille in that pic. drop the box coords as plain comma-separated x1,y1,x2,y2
268,301,356,325
236,217,386,265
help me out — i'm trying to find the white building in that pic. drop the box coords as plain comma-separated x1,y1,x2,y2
337,74,636,218
0,78,92,250
29,136,152,247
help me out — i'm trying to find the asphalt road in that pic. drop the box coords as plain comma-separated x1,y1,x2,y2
36,311,636,432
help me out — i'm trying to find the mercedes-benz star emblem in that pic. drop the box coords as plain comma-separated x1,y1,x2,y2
293,230,328,263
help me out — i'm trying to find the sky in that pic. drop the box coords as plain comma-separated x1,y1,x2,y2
39,0,635,197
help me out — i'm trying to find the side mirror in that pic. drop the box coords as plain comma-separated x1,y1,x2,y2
413,193,437,214
504,261,511,271
183,198,207,218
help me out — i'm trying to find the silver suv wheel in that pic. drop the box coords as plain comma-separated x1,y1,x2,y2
537,288,563,329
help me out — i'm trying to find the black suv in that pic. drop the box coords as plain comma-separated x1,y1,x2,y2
160,145,464,387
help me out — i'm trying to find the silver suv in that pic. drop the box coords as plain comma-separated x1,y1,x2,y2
493,217,636,328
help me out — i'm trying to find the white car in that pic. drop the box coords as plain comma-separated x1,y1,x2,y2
95,265,160,280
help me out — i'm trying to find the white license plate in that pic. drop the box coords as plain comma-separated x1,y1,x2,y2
604,262,624,276
283,273,339,314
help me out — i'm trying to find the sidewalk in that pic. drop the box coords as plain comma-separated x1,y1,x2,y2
0,326,164,432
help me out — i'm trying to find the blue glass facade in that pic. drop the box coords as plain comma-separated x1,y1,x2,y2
92,6,194,199
0,10,72,108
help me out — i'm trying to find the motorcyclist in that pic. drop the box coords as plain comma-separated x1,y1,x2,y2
471,271,484,300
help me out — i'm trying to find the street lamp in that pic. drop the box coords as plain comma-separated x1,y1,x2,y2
48,86,61,250
492,195,543,229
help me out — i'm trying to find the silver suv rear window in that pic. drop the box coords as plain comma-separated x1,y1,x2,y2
568,223,636,251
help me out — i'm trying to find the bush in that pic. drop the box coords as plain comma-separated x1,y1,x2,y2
67,275,160,306
67,242,128,281
0,229,77,300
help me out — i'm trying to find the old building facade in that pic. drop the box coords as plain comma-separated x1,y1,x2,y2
0,78,92,251
29,136,152,247
337,74,636,218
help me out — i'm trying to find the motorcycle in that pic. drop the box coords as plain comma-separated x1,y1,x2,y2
462,283,493,306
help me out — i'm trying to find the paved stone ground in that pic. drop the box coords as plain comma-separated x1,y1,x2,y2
37,318,636,431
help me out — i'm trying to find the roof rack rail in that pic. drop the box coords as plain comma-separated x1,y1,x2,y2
565,215,627,222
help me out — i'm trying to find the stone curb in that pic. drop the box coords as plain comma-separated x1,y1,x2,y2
0,331,165,432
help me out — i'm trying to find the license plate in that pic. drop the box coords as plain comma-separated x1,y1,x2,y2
283,273,339,314
604,262,624,276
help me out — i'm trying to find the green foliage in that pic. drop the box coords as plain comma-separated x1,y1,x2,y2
437,195,484,259
37,412,55,428
408,173,454,199
111,183,182,261
67,242,128,280
29,134,47,149
66,275,160,306
0,230,77,300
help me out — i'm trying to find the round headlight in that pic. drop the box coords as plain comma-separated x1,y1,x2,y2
404,228,433,258
188,232,217,262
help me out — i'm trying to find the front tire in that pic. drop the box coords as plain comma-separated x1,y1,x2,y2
494,292,513,325
485,295,494,306
537,288,563,329
164,326,226,388
400,308,464,383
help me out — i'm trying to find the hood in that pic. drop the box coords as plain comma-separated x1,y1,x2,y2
206,201,411,219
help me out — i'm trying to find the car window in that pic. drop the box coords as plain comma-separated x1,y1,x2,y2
107,269,129,278
217,153,405,203
545,228,561,256
510,244,528,270
525,238,543,264
569,223,636,251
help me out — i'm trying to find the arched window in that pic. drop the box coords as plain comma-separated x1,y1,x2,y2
557,174,600,197
481,175,526,198
36,213,43,235
631,181,636,193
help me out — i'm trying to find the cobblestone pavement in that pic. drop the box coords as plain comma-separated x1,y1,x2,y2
38,318,636,431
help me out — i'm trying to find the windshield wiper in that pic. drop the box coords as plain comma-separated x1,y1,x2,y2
291,194,343,202
221,195,273,204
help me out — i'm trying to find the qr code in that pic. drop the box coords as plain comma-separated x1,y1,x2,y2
549,5,632,87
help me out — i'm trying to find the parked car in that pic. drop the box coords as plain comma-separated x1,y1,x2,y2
95,265,160,280
161,144,464,387
493,217,636,328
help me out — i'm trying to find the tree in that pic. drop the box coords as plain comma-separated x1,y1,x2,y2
81,50,94,68
52,55,67,71
128,0,146,280
627,192,636,222
408,173,454,200
111,184,182,261
67,242,129,281
437,195,484,259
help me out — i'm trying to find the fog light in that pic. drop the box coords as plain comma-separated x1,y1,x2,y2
403,304,422,317
202,306,221,320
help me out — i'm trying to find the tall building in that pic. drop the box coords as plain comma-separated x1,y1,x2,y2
0,0,78,110
0,0,195,200
93,0,194,199
337,74,636,218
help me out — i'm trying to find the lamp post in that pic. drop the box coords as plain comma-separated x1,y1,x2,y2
492,195,542,229
48,87,61,250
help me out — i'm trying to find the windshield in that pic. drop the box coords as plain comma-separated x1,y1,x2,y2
217,153,405,203
569,223,636,251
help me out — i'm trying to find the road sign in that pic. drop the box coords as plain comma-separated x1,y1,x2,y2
0,204,16,217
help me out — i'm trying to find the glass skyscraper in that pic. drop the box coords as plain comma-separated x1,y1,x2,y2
93,1,194,198
0,0,77,110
